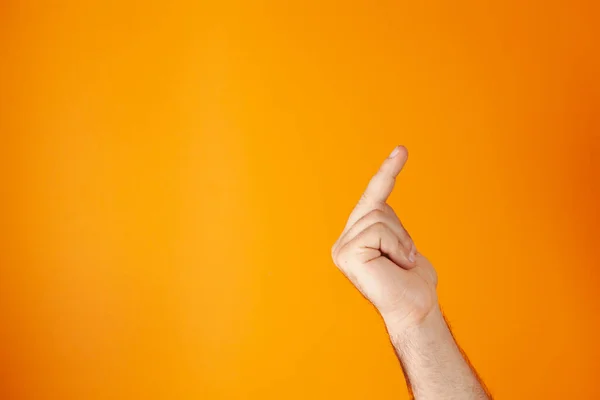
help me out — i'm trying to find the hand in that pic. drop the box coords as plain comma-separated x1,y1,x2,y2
331,146,438,330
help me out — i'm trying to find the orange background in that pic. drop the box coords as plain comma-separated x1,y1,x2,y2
1,1,599,399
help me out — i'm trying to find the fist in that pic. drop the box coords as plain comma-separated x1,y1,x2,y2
331,146,438,329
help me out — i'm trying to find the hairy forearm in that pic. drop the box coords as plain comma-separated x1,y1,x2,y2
385,307,491,400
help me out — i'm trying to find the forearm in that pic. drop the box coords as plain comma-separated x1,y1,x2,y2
331,147,491,398
385,306,491,400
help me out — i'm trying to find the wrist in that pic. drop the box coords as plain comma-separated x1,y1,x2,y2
384,304,451,350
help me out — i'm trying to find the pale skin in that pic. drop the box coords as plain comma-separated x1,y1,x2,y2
331,146,492,400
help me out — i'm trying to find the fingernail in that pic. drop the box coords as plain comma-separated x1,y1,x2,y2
408,252,415,262
388,146,400,158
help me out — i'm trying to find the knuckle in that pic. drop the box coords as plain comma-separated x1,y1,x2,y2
331,241,340,261
371,221,387,231
333,243,349,268
366,208,386,220
358,193,369,207
367,221,389,237
382,203,394,213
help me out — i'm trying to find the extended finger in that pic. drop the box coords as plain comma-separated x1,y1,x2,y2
343,146,409,233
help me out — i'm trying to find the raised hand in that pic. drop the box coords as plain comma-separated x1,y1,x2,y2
331,146,438,330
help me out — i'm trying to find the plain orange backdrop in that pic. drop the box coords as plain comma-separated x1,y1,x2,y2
1,1,599,399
